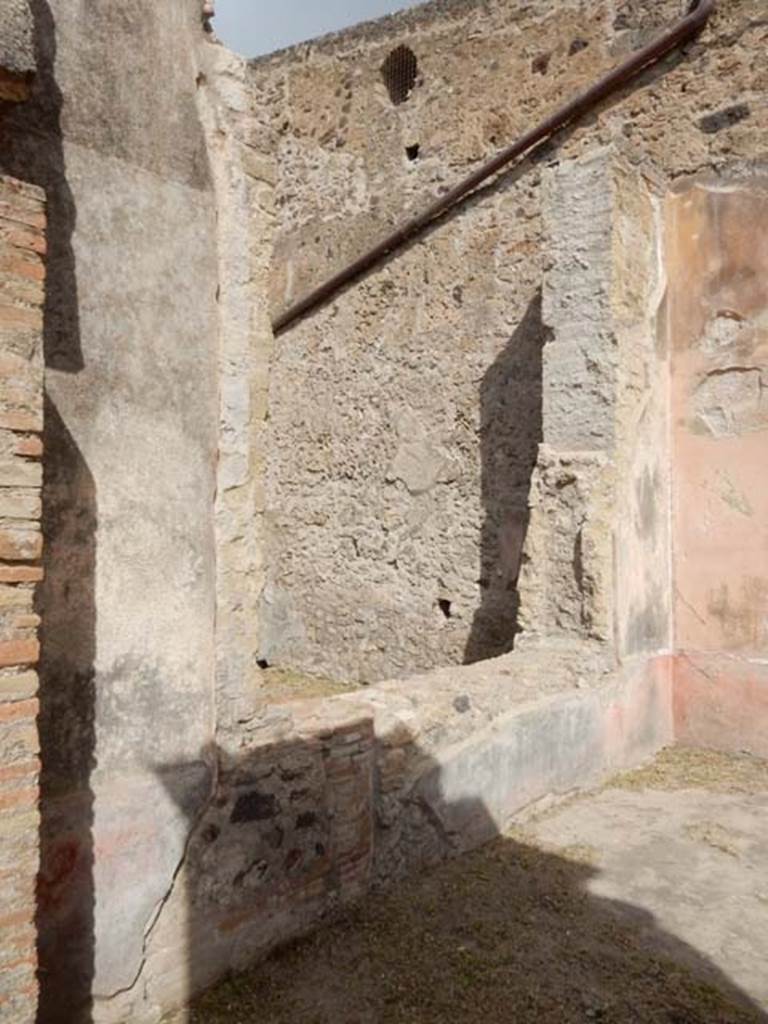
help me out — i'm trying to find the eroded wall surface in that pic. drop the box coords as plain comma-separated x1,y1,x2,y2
0,0,34,100
196,43,277,739
252,0,766,685
668,177,768,755
522,150,670,660
0,173,44,1024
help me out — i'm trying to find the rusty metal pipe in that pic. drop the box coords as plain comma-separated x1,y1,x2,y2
272,0,716,335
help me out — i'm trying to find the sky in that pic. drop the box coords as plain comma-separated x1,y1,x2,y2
212,0,426,57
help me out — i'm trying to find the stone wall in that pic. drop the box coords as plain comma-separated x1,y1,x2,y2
251,0,767,686
0,0,35,101
144,646,671,1013
130,143,679,1020
196,42,277,739
0,173,45,1024
0,1,764,1022
520,150,670,658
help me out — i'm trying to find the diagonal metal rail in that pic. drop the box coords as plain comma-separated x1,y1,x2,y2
272,0,716,336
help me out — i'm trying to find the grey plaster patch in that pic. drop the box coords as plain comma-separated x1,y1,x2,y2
635,466,660,541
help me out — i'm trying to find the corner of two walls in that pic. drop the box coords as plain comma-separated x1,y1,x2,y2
518,143,675,752
117,39,768,1023
195,41,276,744
125,136,683,1021
1,2,762,1021
534,147,768,761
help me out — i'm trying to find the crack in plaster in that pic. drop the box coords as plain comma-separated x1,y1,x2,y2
679,652,717,684
675,587,708,628
94,755,220,1006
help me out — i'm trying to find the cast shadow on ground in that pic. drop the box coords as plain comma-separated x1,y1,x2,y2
159,718,768,1024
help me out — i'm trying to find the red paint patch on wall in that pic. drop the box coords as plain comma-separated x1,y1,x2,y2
673,653,768,758
667,183,768,657
666,181,768,754
37,839,81,913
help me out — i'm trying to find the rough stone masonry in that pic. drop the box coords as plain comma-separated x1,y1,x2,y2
252,0,766,686
0,0,766,1022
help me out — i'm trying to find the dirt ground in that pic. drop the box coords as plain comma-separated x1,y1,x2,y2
183,748,768,1024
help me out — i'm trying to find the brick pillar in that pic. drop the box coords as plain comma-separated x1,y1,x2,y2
0,175,45,1024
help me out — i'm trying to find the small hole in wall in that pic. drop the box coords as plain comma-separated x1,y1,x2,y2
256,658,270,670
202,824,220,844
438,598,453,619
532,53,551,75
381,45,419,105
405,143,420,161
569,38,589,55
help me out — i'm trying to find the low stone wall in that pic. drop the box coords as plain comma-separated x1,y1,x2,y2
136,647,673,1019
0,174,45,1024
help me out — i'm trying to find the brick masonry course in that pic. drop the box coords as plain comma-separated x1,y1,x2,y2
0,174,44,1024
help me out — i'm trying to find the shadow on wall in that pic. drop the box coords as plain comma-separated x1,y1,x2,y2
161,722,768,1024
1,2,96,1022
34,403,96,1024
464,290,547,664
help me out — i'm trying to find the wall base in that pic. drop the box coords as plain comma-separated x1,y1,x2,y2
673,653,768,759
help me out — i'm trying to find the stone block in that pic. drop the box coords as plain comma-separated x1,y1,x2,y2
0,673,37,704
0,719,38,766
0,566,42,584
0,461,41,489
0,639,38,668
0,528,41,562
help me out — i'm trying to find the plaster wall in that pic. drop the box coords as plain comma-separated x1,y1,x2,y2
196,44,276,740
0,2,220,1020
667,176,768,756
